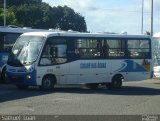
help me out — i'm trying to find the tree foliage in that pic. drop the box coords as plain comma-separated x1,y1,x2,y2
55,6,87,32
7,0,42,6
13,4,44,28
0,9,17,26
0,0,87,32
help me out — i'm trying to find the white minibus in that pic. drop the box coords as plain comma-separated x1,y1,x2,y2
6,31,153,90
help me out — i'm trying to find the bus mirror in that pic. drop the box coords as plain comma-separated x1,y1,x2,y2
50,47,58,57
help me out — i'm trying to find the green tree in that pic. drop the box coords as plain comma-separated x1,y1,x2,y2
0,8,17,26
13,4,43,28
7,0,42,6
0,0,3,8
6,1,87,32
55,6,87,32
40,3,58,29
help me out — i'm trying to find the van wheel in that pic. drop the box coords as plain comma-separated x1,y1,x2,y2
40,75,55,90
16,84,28,89
106,75,123,90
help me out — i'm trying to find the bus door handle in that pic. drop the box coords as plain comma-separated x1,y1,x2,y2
56,66,60,69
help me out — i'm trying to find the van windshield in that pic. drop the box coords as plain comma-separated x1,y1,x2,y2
8,36,44,66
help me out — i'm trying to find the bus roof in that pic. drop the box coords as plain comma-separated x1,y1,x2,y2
21,31,151,39
0,26,51,34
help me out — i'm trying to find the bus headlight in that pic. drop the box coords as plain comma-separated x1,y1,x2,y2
26,74,32,79
25,65,34,72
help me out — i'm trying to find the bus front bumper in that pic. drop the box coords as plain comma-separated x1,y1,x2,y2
6,71,37,86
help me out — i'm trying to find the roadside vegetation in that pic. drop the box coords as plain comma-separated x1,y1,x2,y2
0,0,87,32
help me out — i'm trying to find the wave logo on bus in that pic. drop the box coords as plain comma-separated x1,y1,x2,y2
117,60,150,72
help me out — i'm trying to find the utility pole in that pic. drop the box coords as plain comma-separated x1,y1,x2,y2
141,0,144,34
4,0,6,26
151,0,153,36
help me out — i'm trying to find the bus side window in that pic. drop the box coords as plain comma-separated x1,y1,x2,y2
54,44,67,64
40,37,68,66
40,44,52,65
50,47,58,57
101,40,109,58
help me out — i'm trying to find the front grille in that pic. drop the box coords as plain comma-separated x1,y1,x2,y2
9,76,24,84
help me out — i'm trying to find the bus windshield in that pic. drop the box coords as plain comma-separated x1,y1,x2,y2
8,36,44,66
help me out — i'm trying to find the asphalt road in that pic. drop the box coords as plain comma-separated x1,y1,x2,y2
0,79,160,116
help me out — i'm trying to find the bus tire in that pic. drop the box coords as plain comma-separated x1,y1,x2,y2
1,67,6,83
106,75,123,90
86,83,99,89
16,84,28,90
40,75,56,91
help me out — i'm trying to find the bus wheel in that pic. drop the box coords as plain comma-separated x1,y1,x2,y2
1,67,6,83
106,75,123,90
86,83,99,89
41,75,55,90
16,84,28,90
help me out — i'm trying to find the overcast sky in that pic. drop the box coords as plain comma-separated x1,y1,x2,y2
43,0,160,35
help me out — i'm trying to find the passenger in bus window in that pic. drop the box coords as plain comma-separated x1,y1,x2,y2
101,40,109,57
126,49,131,58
